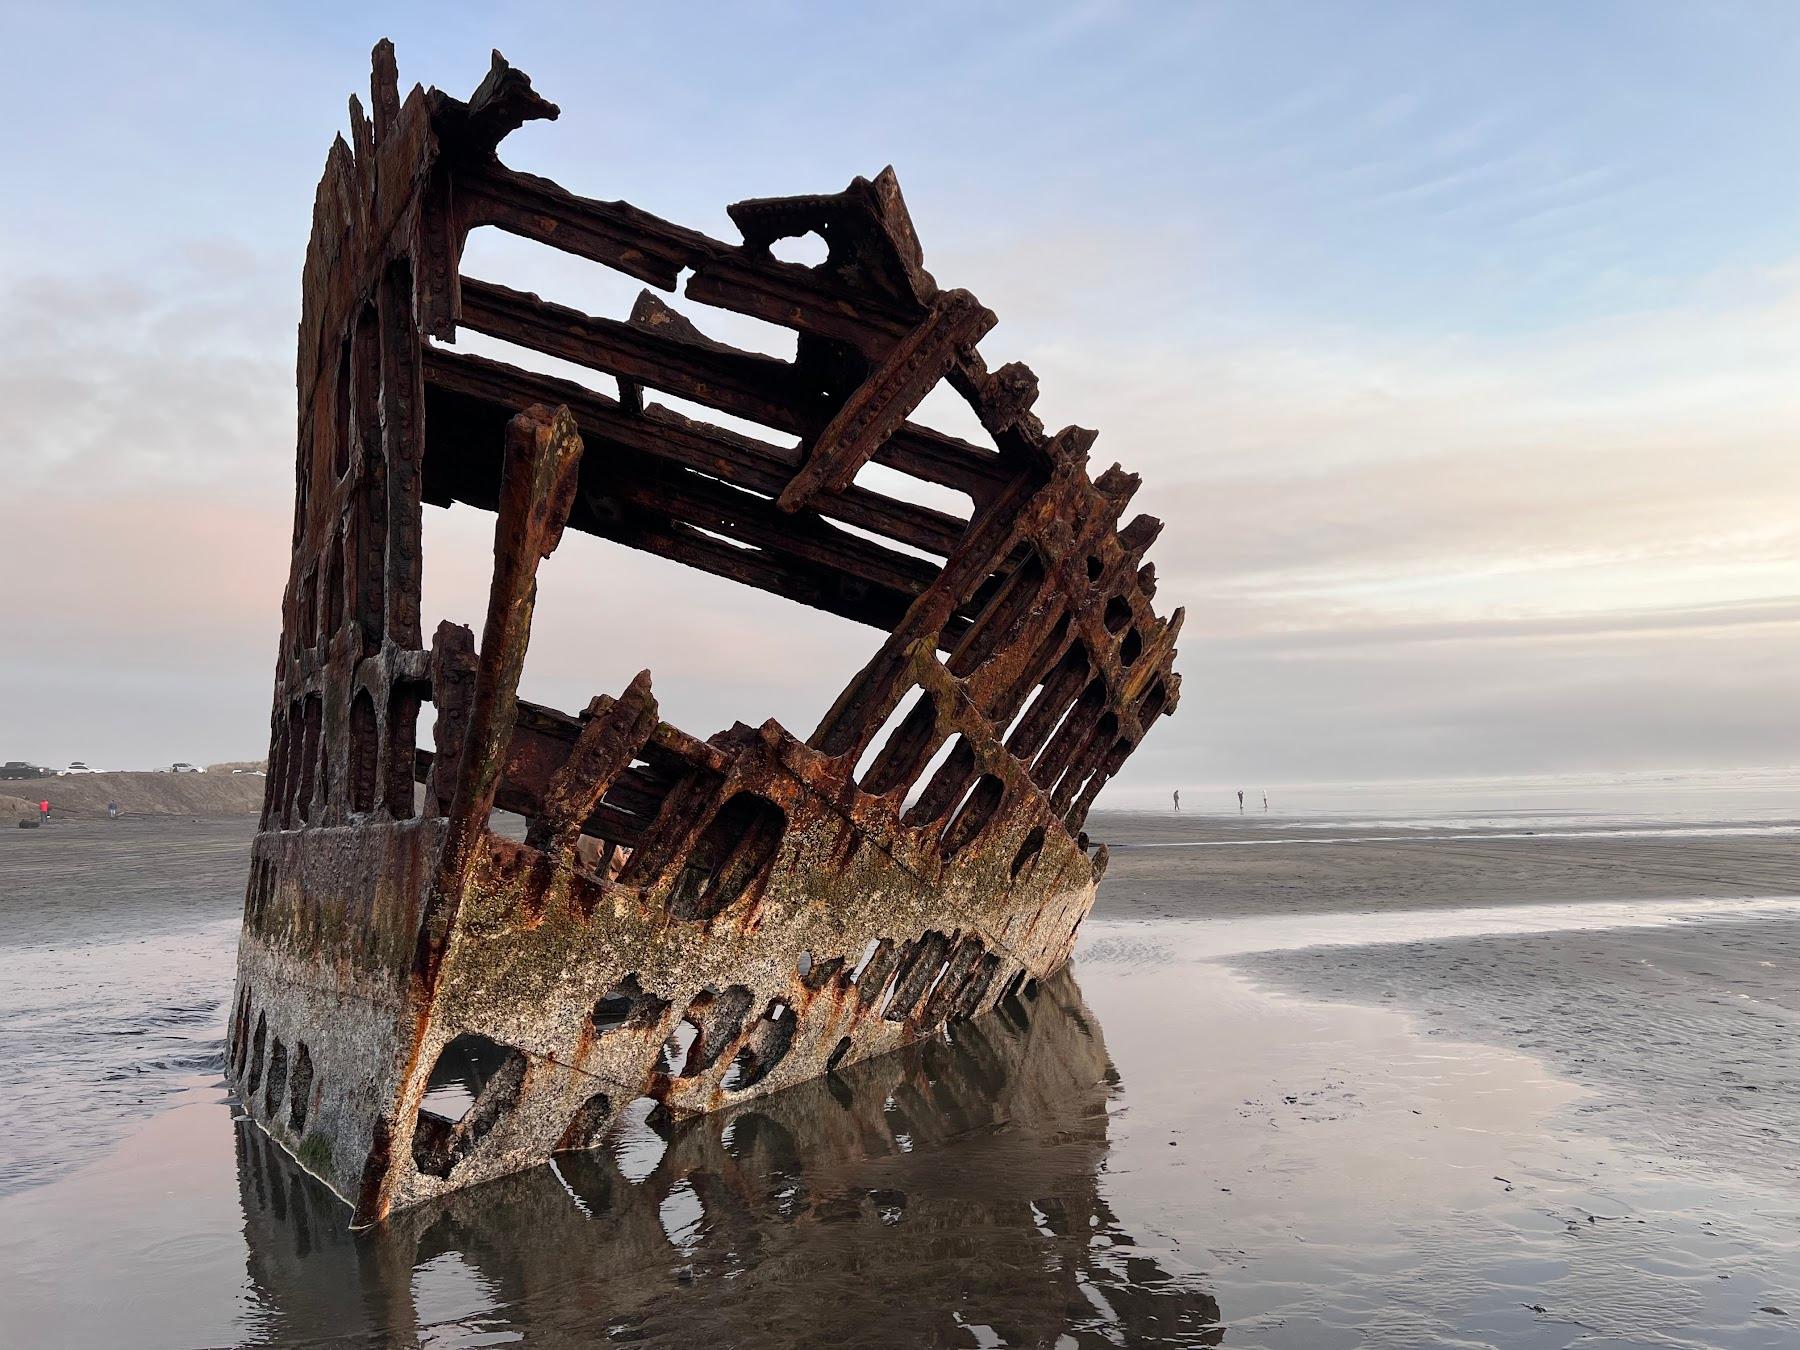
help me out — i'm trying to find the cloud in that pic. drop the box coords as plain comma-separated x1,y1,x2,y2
10,245,1800,784
7,154,1800,787
983,261,1800,639
0,249,292,494
1235,595,1800,654
904,252,1800,791
1123,616,1800,795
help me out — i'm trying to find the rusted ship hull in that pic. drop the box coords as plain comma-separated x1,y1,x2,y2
234,968,1226,1343
228,44,1180,1226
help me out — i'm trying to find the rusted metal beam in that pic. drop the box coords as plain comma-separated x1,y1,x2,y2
419,403,585,985
523,672,659,858
423,347,986,547
459,277,812,433
456,160,931,348
455,280,1012,499
777,290,995,512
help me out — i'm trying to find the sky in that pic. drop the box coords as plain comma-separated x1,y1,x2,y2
5,1,1800,802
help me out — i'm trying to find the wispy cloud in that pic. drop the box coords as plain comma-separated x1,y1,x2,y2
0,250,291,493
5,2,1800,789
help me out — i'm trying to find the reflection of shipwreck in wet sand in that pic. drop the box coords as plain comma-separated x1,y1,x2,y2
228,43,1181,1225
236,970,1222,1346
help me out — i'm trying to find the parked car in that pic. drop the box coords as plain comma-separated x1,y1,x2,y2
170,763,205,774
0,761,50,780
58,762,97,775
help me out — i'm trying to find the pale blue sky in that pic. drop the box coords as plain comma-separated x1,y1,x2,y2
5,3,1800,795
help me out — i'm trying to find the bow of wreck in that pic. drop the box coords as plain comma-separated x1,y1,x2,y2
228,43,1182,1226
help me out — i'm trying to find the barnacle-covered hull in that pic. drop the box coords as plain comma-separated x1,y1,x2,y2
228,44,1180,1226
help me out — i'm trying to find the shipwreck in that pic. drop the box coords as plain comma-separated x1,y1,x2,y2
229,43,1181,1226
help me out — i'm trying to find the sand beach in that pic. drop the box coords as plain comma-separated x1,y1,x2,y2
1,795,1797,1346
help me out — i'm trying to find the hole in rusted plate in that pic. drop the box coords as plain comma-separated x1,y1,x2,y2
245,1013,267,1096
592,994,633,1033
769,229,828,268
419,1032,518,1121
882,931,951,1021
953,952,1002,1021
296,695,322,824
948,549,1045,677
850,937,884,983
855,690,938,794
904,737,975,827
1120,627,1144,667
263,1039,288,1121
722,998,796,1092
229,987,252,1076
940,775,1005,857
332,336,351,479
661,985,754,1078
1011,826,1046,879
413,1032,528,1179
323,533,344,640
657,1017,700,1076
349,688,378,814
287,1042,314,1132
669,793,787,920
802,952,843,990
554,1090,614,1154
592,973,666,1035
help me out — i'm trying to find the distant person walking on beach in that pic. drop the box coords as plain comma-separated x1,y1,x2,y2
38,799,50,826
1173,789,1181,812
1236,790,1244,812
1262,792,1268,811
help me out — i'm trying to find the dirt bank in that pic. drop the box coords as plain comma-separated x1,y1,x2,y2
3,770,265,820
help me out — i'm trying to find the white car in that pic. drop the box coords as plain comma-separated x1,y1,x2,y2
171,763,205,774
58,762,97,775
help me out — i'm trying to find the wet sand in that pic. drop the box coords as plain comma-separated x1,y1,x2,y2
1093,809,1800,919
3,810,1799,1346
0,815,253,1195
1238,908,1800,1194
